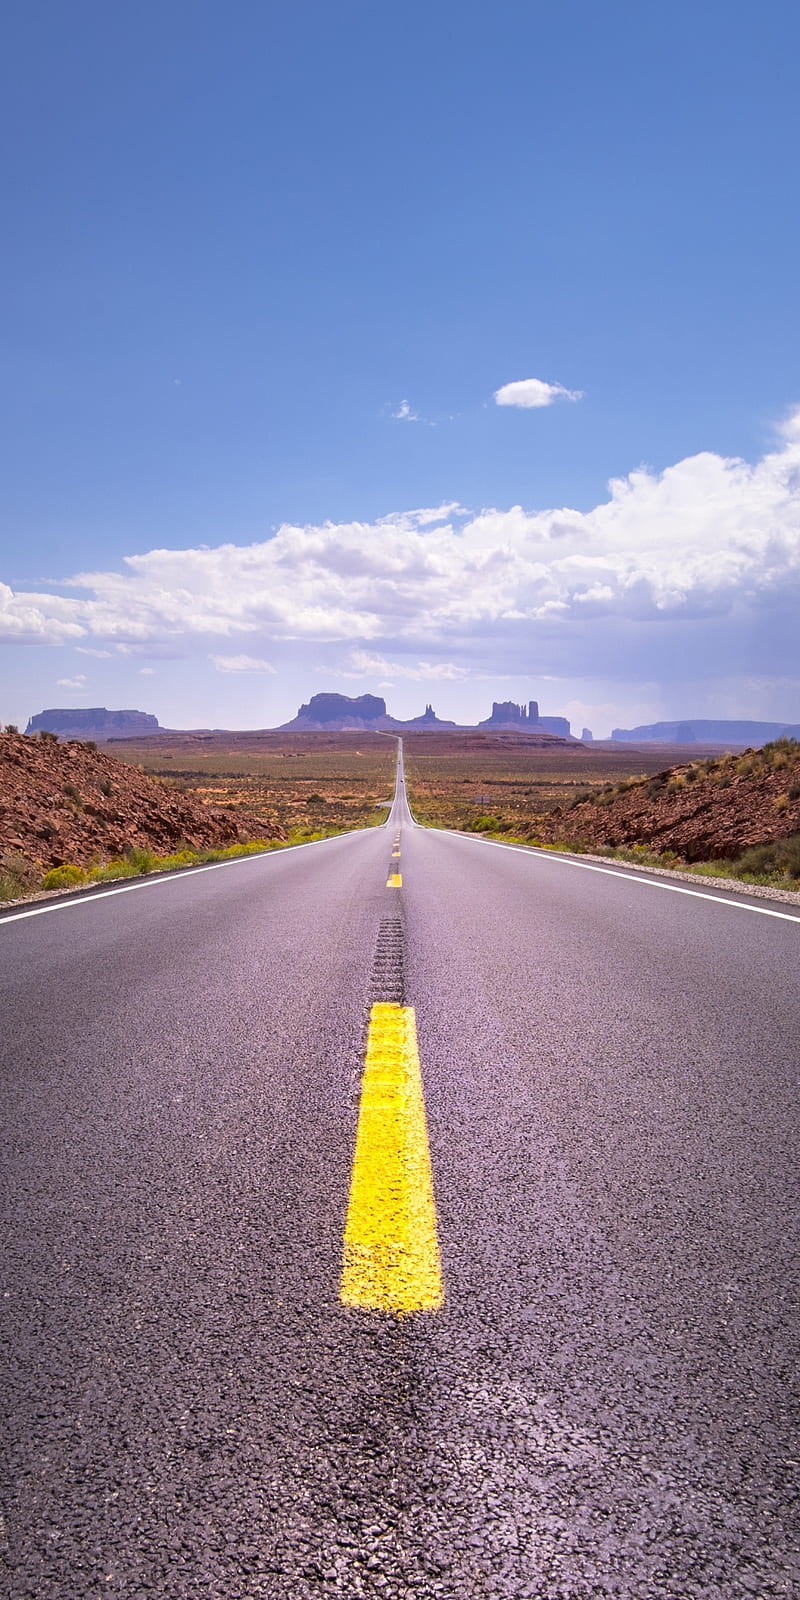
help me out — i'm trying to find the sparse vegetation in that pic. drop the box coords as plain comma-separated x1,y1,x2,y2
108,732,395,836
0,825,364,905
0,851,40,901
42,864,89,890
403,733,800,894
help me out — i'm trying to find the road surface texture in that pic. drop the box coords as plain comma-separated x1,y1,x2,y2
2,747,799,1598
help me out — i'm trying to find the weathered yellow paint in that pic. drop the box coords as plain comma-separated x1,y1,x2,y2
387,872,402,887
391,849,401,858
340,1003,443,1315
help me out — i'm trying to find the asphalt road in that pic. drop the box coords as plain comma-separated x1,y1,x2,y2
2,748,799,1599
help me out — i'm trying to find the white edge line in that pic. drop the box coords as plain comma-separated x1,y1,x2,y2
0,831,360,928
441,830,800,925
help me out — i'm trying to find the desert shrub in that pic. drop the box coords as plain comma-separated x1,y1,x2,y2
667,774,686,793
63,784,83,805
306,793,324,805
156,849,197,869
1,852,39,891
604,844,683,869
42,864,89,891
789,782,800,801
736,843,777,875
762,738,800,764
775,833,800,877
99,778,113,797
775,793,790,813
4,723,18,733
38,729,58,742
0,852,40,901
472,814,502,832
90,858,138,881
125,846,160,874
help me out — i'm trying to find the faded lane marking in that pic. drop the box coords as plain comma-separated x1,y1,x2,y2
387,873,402,887
341,1003,443,1314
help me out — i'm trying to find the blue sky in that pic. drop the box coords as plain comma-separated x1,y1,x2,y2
2,0,799,736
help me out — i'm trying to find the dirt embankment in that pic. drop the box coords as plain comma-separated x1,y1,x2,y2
540,742,800,861
0,732,285,871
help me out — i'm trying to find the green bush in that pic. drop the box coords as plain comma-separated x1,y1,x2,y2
125,846,160,874
0,850,38,900
90,858,139,881
775,833,800,877
158,849,199,869
42,864,89,891
736,843,777,875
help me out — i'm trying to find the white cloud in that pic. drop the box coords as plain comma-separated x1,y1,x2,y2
0,582,85,645
2,415,799,694
140,667,156,675
494,377,583,408
391,399,420,422
339,649,478,681
211,654,277,673
76,646,113,658
56,674,87,689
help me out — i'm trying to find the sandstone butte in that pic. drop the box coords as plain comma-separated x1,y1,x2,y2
0,731,285,872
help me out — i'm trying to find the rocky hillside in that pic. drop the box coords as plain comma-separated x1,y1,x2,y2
0,731,284,871
542,740,800,862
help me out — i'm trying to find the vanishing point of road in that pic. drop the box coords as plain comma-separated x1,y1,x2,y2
2,744,799,1598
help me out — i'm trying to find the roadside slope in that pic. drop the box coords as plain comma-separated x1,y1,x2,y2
0,730,284,872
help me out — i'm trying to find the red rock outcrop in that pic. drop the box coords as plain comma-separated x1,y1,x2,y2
541,744,800,861
0,732,284,870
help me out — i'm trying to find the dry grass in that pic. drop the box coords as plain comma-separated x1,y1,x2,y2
401,733,732,834
105,731,397,835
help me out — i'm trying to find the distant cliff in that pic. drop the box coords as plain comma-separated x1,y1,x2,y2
611,718,800,745
477,700,574,738
279,693,456,731
25,708,161,741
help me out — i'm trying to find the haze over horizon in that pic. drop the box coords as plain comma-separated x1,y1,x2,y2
2,2,798,739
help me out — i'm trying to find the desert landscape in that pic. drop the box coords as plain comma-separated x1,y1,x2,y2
3,723,800,901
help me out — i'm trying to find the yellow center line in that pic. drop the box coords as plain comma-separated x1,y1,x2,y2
387,872,402,887
340,1003,443,1315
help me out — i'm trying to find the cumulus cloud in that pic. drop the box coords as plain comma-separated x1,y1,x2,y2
56,674,87,689
338,650,478,681
2,415,799,692
211,654,277,673
0,582,85,644
494,377,583,408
